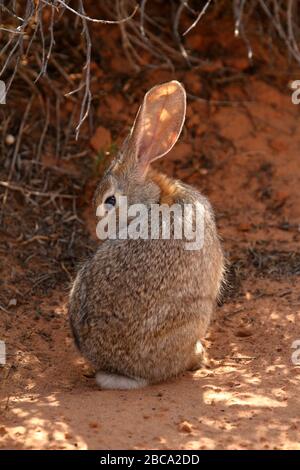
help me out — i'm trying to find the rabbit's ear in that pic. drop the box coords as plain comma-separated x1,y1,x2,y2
129,81,186,173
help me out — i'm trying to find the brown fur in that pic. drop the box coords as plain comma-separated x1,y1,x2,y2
68,81,224,389
148,169,184,205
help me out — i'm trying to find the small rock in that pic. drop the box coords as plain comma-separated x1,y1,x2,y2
178,420,193,434
5,134,15,145
8,298,17,307
235,328,253,338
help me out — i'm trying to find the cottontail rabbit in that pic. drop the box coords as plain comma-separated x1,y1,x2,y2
69,81,224,389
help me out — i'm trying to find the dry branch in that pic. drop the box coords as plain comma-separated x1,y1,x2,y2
0,0,299,144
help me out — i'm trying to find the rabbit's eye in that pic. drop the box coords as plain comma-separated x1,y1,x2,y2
104,195,116,207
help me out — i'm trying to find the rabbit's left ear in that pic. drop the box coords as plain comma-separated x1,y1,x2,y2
129,81,186,173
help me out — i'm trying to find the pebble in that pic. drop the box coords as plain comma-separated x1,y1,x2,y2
5,134,15,145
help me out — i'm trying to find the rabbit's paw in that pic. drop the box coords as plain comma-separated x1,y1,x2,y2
96,371,148,390
188,340,208,371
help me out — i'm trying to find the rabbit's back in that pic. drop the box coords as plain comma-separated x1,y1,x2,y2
69,192,223,382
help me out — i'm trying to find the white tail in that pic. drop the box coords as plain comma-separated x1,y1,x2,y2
96,371,148,390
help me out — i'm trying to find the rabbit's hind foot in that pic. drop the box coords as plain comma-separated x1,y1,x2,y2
96,371,148,390
188,340,209,371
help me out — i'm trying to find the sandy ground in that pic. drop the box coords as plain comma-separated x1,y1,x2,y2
0,75,300,449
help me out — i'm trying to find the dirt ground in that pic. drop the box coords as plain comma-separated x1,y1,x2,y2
0,14,300,450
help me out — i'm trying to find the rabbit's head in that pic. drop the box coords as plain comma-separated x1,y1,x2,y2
93,81,186,216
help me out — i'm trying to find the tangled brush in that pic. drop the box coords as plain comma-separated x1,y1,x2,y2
0,0,299,137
